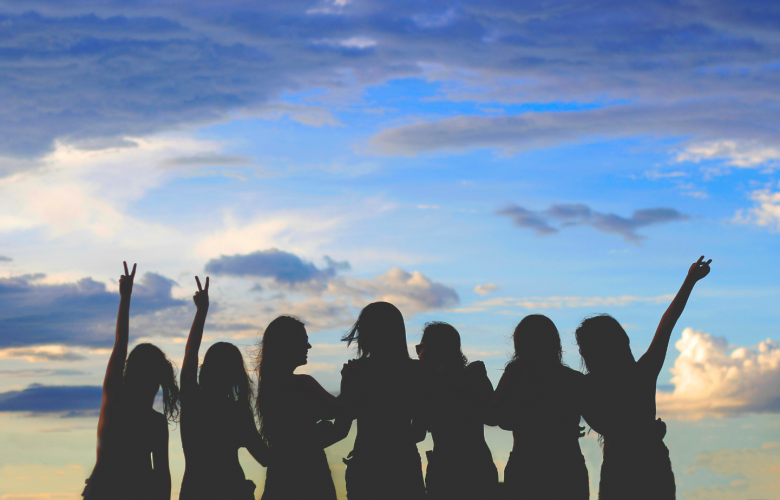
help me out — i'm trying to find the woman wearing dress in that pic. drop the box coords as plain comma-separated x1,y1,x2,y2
492,314,589,500
178,277,268,500
256,315,346,500
577,256,711,500
83,262,180,500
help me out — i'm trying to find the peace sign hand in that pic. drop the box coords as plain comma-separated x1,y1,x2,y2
119,261,137,299
687,255,712,282
193,276,210,311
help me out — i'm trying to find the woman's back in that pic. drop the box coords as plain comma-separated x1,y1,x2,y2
344,357,423,452
180,391,255,486
427,362,492,452
503,365,584,448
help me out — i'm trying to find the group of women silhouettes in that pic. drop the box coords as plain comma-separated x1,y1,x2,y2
82,256,712,500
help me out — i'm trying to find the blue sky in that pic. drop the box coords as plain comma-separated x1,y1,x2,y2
1,1,780,498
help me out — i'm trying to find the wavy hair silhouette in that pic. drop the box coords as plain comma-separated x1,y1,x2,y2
124,342,180,422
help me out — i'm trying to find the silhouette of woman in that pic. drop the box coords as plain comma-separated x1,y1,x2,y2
416,322,498,500
256,315,345,500
492,314,589,500
179,277,268,500
83,262,180,500
339,301,427,500
577,256,712,500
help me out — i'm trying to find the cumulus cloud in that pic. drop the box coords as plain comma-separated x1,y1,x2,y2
0,2,779,161
497,203,688,243
205,248,350,290
0,272,187,348
657,328,780,420
474,283,498,296
330,267,460,314
0,384,102,415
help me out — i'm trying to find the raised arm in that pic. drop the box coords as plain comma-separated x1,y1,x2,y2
102,262,136,398
181,276,209,393
640,256,712,376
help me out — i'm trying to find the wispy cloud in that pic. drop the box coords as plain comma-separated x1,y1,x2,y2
458,293,674,312
496,203,688,243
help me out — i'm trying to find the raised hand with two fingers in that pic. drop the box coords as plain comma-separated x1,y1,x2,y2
193,276,210,311
687,255,712,282
119,261,137,299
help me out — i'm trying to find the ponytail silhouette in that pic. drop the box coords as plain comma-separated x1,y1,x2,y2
83,262,178,500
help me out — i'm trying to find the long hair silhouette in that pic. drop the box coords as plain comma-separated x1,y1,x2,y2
342,301,410,361
124,343,180,421
339,301,426,500
492,314,589,500
256,315,342,500
83,262,178,500
577,256,712,500
178,276,267,500
418,321,498,500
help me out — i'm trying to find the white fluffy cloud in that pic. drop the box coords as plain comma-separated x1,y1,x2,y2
474,283,498,296
733,184,780,231
657,328,780,420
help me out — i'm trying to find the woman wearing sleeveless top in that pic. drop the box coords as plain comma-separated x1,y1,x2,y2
416,322,498,500
492,314,589,500
577,256,711,500
256,315,345,500
179,277,268,500
83,262,180,500
339,301,427,500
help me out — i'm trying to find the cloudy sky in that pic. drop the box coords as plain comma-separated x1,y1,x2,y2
1,0,780,498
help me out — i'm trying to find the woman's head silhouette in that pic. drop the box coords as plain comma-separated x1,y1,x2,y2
342,301,409,360
419,321,468,369
510,314,564,368
575,314,635,374
199,342,252,409
123,342,180,422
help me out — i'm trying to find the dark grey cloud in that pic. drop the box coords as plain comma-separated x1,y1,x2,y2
160,153,254,169
497,203,688,243
205,249,350,287
0,1,779,163
0,256,11,262
0,272,187,348
0,384,102,414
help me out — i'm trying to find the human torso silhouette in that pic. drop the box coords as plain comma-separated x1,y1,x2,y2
497,364,589,500
582,359,673,500
179,388,257,499
84,397,167,499
341,357,426,500
260,374,339,500
424,361,498,500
